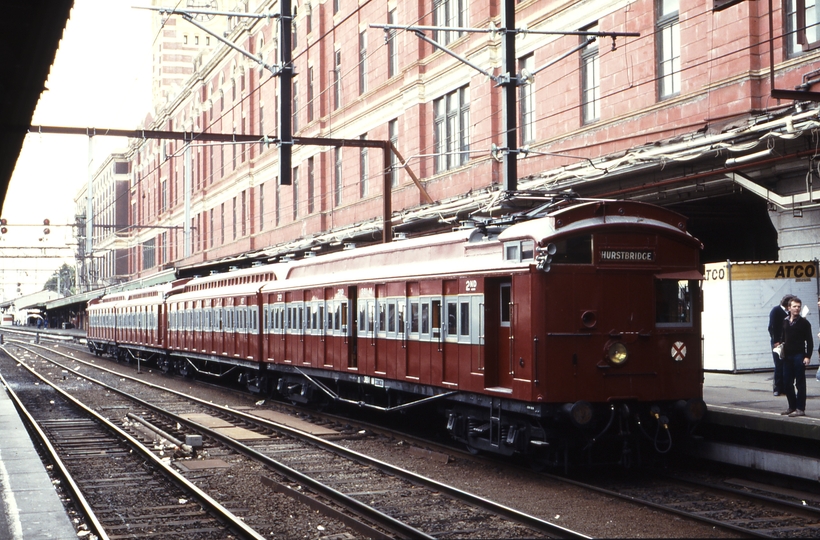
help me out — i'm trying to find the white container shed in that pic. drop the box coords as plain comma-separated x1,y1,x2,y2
702,260,819,372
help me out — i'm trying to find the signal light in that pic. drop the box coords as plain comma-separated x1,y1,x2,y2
0,218,7,234
43,218,50,235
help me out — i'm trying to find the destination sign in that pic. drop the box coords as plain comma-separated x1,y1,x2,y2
599,249,655,262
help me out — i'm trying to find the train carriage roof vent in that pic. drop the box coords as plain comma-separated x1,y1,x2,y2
281,254,295,262
228,266,240,272
209,270,220,275
303,251,317,258
343,243,357,250
393,232,408,241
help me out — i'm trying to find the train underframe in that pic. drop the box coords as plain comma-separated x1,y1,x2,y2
88,340,705,466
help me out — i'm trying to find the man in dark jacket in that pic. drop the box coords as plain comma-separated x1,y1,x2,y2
776,297,814,417
768,294,793,396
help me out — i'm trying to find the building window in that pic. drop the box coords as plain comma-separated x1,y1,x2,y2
292,166,299,220
307,156,315,213
142,238,155,270
307,66,314,122
334,147,343,206
388,8,398,78
209,209,214,248
518,53,535,145
161,179,168,213
274,182,280,225
220,202,225,245
259,105,265,151
259,183,265,231
333,0,339,15
232,196,237,240
306,2,313,33
389,119,398,188
786,0,820,56
292,78,299,132
334,49,342,110
433,85,470,173
359,30,368,95
360,134,368,198
580,24,600,124
656,0,680,99
241,190,247,237
433,0,467,45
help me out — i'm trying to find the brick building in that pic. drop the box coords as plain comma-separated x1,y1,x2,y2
80,0,820,279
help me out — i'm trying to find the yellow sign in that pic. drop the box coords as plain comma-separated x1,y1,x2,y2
704,261,818,281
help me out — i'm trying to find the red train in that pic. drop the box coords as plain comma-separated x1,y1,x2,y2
87,199,706,466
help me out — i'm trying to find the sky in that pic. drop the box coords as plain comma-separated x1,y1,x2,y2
0,0,153,300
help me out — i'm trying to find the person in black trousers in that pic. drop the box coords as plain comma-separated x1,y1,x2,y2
776,297,814,417
768,294,793,396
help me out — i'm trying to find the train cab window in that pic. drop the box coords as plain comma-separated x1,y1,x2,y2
307,304,314,331
500,284,511,327
421,302,431,335
341,302,348,333
655,279,693,327
410,301,419,334
551,235,593,264
368,301,375,333
358,302,367,334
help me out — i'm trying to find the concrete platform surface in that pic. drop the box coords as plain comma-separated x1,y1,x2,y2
0,383,77,540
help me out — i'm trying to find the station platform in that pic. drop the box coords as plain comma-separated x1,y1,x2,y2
703,368,820,443
0,377,78,539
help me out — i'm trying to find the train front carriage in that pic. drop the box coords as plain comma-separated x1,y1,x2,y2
443,200,705,464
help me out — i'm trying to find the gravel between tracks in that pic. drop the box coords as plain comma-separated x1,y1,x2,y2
72,355,741,538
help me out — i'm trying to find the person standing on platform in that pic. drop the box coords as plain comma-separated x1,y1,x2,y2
777,297,814,417
769,294,794,396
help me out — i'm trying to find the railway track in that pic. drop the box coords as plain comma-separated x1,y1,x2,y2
1,338,589,539
0,348,265,540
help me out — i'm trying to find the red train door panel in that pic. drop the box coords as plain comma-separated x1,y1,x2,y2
357,285,376,375
484,277,513,390
442,280,460,385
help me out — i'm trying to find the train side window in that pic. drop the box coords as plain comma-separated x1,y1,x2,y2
319,304,325,333
358,301,367,335
422,302,431,336
500,284,511,327
368,301,375,333
250,306,258,334
446,299,457,338
459,300,470,337
387,301,396,334
341,301,349,333
655,279,693,327
398,301,406,335
378,301,387,335
410,301,419,334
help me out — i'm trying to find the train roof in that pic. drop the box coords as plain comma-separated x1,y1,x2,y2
88,283,175,309
498,199,699,246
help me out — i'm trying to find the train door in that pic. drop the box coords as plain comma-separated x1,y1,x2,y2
374,285,389,376
357,285,376,375
484,277,514,390
346,286,357,370
406,282,421,380
384,285,405,380
304,291,325,368
323,288,339,369
213,298,224,356
285,291,305,364
442,279,460,385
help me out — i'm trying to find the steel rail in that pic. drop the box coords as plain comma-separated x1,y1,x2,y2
0,369,109,540
17,338,590,540
1,343,267,540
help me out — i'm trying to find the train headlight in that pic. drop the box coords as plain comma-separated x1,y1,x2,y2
606,342,628,365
